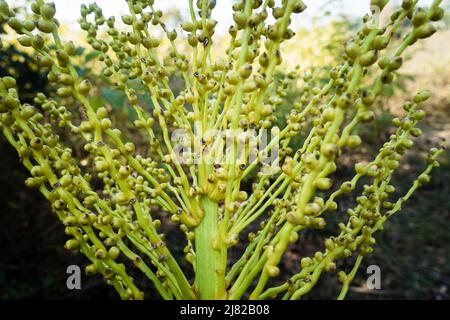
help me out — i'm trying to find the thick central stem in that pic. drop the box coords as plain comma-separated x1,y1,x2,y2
194,196,225,299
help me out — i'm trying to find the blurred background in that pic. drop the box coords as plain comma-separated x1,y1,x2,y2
0,0,449,299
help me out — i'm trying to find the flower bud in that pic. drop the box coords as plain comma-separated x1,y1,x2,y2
325,262,336,272
76,213,90,225
302,153,318,170
413,109,426,121
18,35,32,47
25,177,41,188
270,21,286,38
18,146,30,158
233,12,247,28
361,89,375,106
93,108,106,120
412,8,427,28
372,35,389,50
286,212,307,225
410,128,422,137
83,195,96,207
63,216,77,227
112,217,125,229
293,1,307,14
321,108,334,122
399,138,414,149
305,202,322,216
259,52,269,67
95,248,107,259
108,246,120,260
79,79,92,94
56,49,69,65
377,56,390,69
266,25,280,41
168,30,177,41
20,105,37,119
289,231,299,244
187,33,198,47
325,238,335,251
314,251,324,262
40,2,56,20
315,178,333,190
181,21,194,32
7,18,22,32
370,0,389,10
347,135,362,148
30,137,44,150
418,173,430,184
322,143,339,159
359,50,378,67
0,1,10,16
101,118,112,130
413,24,436,39
338,271,347,283
239,63,252,79
345,41,360,60
123,142,135,154
402,0,413,10
429,6,444,21
121,15,134,25
358,110,375,123
267,265,280,277
388,56,402,71
37,18,54,33
355,162,366,174
64,239,80,250
85,264,97,276
337,93,352,109
300,257,313,269
31,34,44,50
340,181,353,193
57,87,72,97
226,70,239,85
413,90,431,103
2,76,16,88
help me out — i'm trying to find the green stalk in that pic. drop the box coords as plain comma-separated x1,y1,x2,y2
194,196,225,299
337,255,364,300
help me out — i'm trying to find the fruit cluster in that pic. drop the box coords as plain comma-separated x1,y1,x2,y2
0,0,446,300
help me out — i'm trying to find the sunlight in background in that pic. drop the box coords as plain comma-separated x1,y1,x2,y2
10,0,440,35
